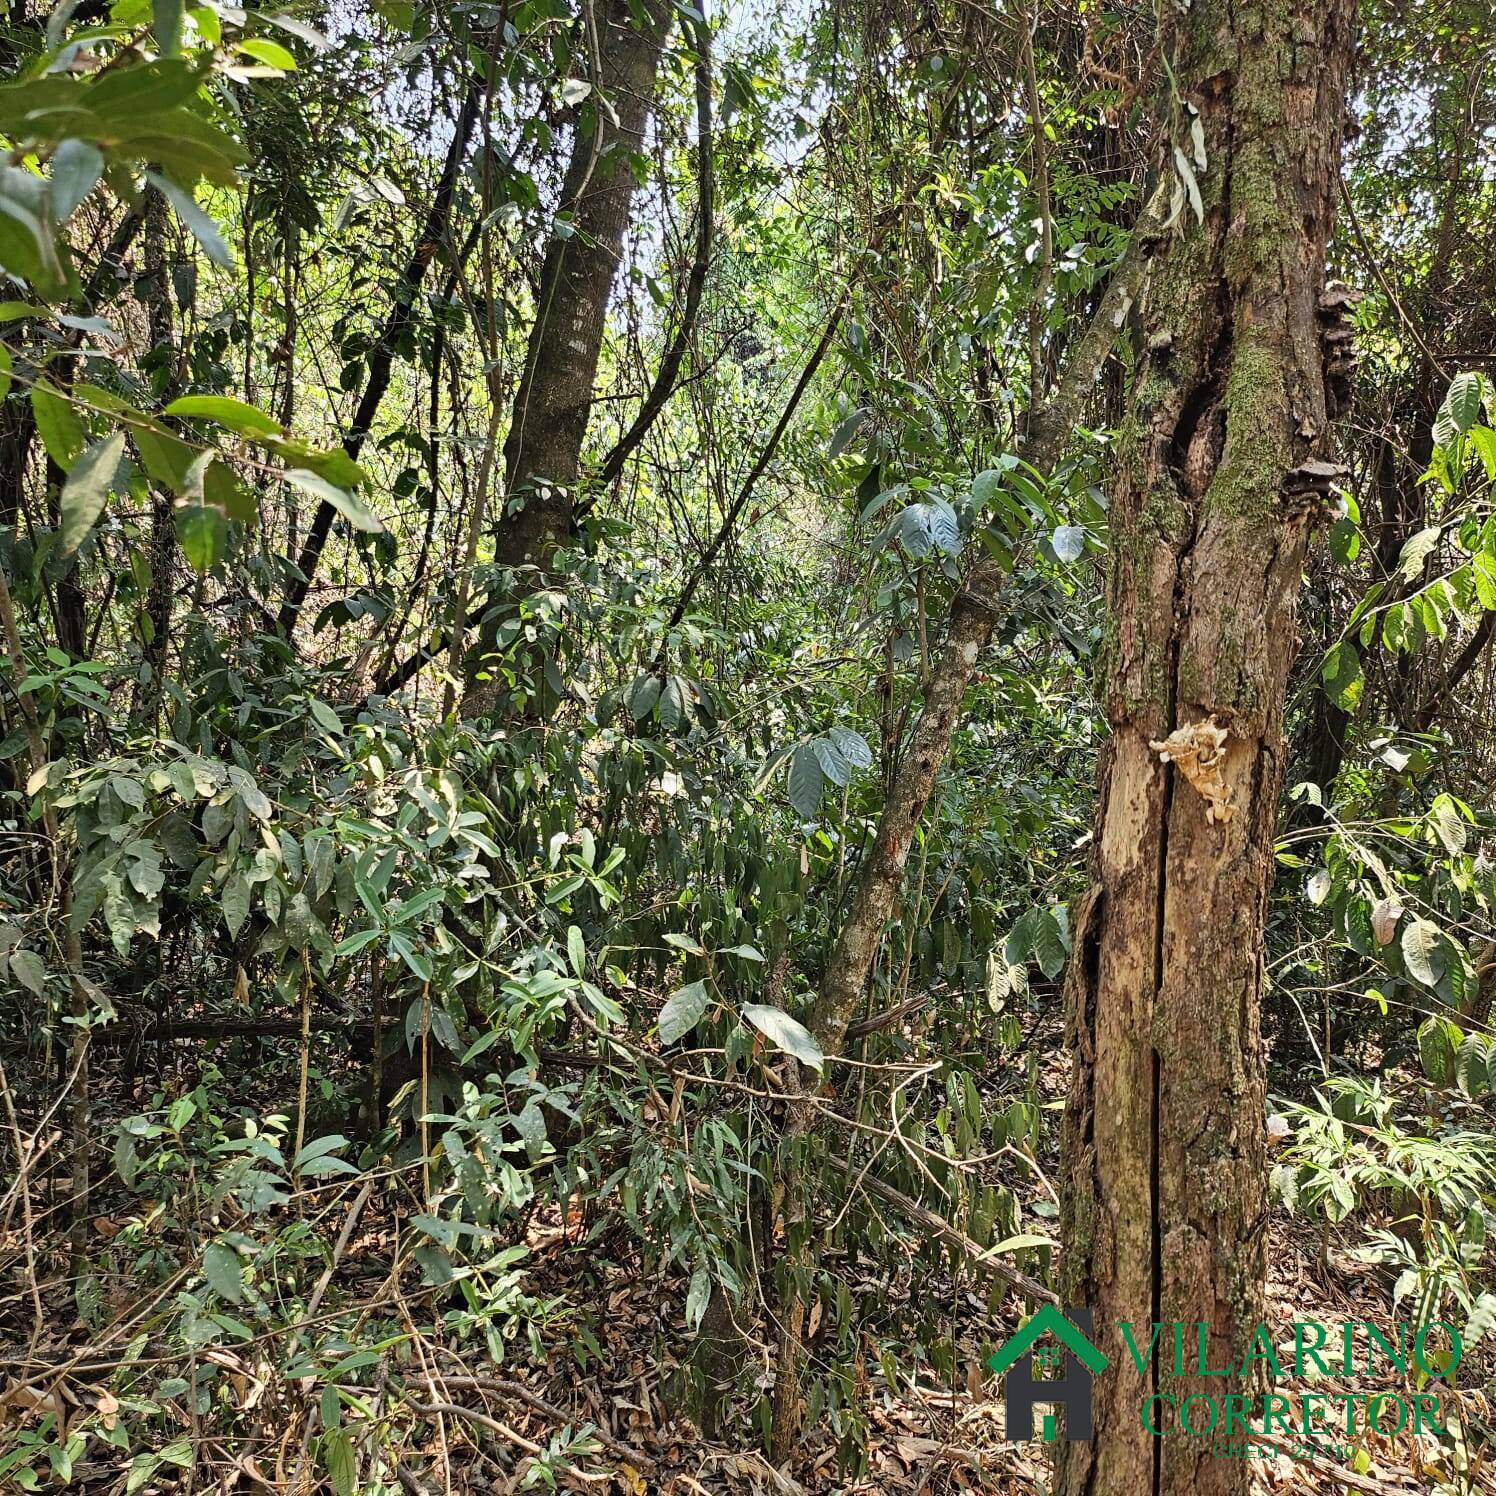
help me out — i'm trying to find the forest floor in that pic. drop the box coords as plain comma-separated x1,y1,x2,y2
2,1030,1491,1494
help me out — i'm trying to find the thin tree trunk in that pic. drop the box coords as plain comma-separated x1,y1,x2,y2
1058,6,1355,1496
134,187,179,730
462,0,674,714
277,76,484,637
496,0,674,554
593,6,714,492
767,206,1157,1462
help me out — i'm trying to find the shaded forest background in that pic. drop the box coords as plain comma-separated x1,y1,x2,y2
0,0,1494,1491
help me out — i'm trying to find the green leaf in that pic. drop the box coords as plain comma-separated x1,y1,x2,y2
30,379,84,469
1396,526,1441,581
307,697,342,734
1051,524,1085,562
827,407,866,459
742,1003,823,1071
1032,910,1068,980
322,1428,355,1496
685,1265,711,1328
658,980,709,1045
627,672,662,720
149,172,233,268
221,873,250,937
1321,641,1363,711
9,948,45,996
164,393,282,439
1465,1293,1496,1350
59,432,123,555
153,0,184,54
567,924,586,978
1456,1035,1489,1099
1402,918,1445,989
50,139,103,221
0,163,73,301
237,37,298,69
786,744,823,818
1434,371,1486,449
1429,794,1468,854
828,726,872,769
177,502,229,572
1416,1016,1456,1086
811,734,851,786
989,1232,1058,1254
202,1241,243,1303
285,468,384,533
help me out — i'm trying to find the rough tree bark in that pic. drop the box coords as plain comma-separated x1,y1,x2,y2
1058,4,1355,1496
497,0,672,557
462,0,673,712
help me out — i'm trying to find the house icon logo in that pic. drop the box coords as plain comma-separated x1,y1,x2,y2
988,1303,1109,1442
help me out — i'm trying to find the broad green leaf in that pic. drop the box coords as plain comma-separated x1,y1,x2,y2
221,872,250,937
1402,918,1445,988
237,37,298,69
1321,641,1363,710
1429,794,1468,854
322,1428,355,1496
1051,524,1085,562
685,1265,711,1328
285,468,384,533
1032,910,1068,980
1465,1293,1496,1350
9,948,45,996
742,1003,823,1071
149,172,234,268
165,393,282,439
827,407,866,459
59,432,123,555
1416,1016,1455,1085
153,0,184,54
307,698,342,734
786,744,823,818
50,139,103,220
177,502,229,572
202,1241,243,1303
1396,526,1441,581
658,980,709,1045
1456,1035,1489,1098
30,378,84,469
0,162,73,301
627,672,662,720
828,725,872,769
811,734,851,786
1433,370,1486,449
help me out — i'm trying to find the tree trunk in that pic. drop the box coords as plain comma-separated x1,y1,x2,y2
766,215,1157,1463
463,0,672,713
1058,4,1354,1495
133,187,178,730
497,0,673,557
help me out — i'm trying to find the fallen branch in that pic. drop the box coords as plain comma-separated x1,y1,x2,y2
414,1375,656,1473
824,1150,1058,1306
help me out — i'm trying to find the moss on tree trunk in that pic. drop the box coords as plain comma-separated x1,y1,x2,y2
1058,3,1356,1494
